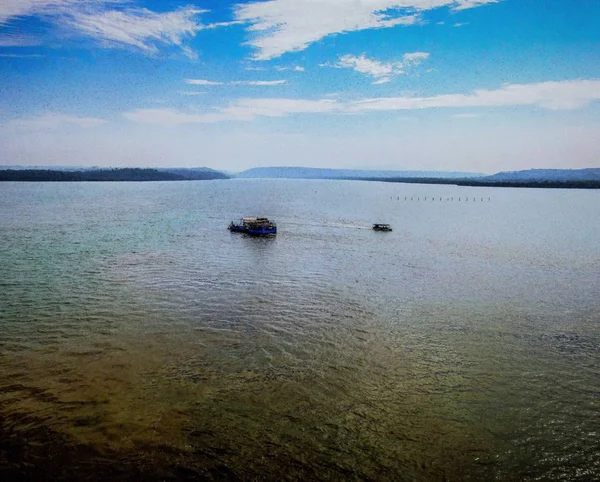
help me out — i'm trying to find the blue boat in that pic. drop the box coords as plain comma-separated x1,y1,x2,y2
228,217,277,235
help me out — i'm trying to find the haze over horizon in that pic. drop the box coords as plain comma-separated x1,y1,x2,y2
1,0,599,172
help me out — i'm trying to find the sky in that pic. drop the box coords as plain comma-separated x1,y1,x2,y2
0,0,599,173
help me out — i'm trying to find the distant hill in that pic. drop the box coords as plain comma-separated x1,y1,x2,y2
235,167,485,180
484,168,600,182
0,167,229,182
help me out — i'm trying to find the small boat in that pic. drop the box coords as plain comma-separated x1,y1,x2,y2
228,217,277,235
372,223,392,232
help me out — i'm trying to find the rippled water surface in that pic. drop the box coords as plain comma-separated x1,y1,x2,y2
1,180,599,481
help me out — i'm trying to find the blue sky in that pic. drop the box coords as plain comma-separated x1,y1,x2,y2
1,0,599,172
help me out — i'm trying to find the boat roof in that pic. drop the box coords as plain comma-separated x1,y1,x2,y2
373,223,390,226
242,217,270,222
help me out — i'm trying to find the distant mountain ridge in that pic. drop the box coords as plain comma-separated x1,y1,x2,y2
236,166,486,179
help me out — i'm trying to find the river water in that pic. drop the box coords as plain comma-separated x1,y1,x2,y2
1,180,599,481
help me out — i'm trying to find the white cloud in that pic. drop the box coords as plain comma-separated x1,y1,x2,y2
186,78,286,86
63,6,204,58
454,0,501,11
348,80,600,112
372,78,392,85
275,65,305,72
219,98,338,120
451,113,481,118
186,79,224,86
123,99,338,124
0,2,206,58
232,80,287,86
124,79,600,126
7,113,107,129
331,52,429,83
0,0,107,25
403,52,430,64
179,91,206,96
235,0,501,60
337,54,396,82
0,53,44,58
0,33,42,46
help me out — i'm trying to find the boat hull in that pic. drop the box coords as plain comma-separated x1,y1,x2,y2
245,227,277,236
372,224,392,232
228,218,277,236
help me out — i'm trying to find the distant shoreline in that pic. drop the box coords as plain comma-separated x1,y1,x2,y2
1,168,600,189
0,168,228,182
353,177,600,189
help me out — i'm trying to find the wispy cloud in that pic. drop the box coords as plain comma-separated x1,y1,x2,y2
63,6,205,59
454,0,501,11
0,0,111,25
219,98,337,120
179,91,206,96
186,79,223,86
328,52,429,84
236,0,501,60
123,79,600,125
232,80,287,86
348,80,600,112
0,2,207,58
403,52,430,64
123,99,337,125
7,113,107,129
451,113,481,118
0,33,42,47
274,65,305,72
0,53,44,58
185,79,287,86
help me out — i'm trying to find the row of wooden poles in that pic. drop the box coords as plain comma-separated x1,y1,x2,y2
391,196,491,201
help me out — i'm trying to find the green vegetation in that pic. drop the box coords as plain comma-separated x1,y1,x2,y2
367,177,600,189
0,168,228,182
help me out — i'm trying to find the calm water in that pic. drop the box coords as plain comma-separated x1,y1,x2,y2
1,180,599,481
